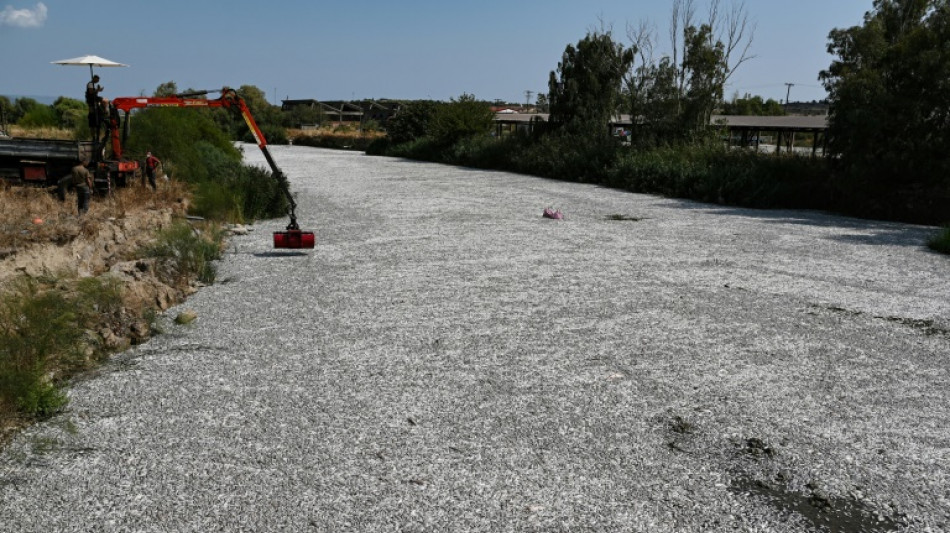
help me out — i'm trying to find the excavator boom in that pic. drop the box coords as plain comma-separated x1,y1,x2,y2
109,88,313,249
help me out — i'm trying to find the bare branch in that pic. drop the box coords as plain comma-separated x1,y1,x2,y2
670,0,698,93
627,19,657,66
707,0,721,45
721,1,757,82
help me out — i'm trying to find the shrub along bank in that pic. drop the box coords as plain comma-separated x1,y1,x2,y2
289,127,385,152
0,223,224,424
372,131,835,217
370,124,947,251
121,107,290,224
1,93,294,435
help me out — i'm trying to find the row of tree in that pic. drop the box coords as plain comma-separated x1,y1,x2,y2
543,0,948,206
0,84,309,143
378,0,948,224
545,0,757,145
0,95,88,130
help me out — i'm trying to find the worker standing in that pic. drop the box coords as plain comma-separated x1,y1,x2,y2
85,75,103,131
144,151,161,190
58,160,94,215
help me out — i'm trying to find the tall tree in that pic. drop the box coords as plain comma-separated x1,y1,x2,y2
820,0,950,199
429,94,495,144
153,81,179,97
52,97,87,129
680,23,727,133
626,0,755,144
386,100,438,145
548,30,635,135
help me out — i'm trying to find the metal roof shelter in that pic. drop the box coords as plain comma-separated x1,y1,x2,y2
492,113,829,156
281,99,401,127
710,114,829,156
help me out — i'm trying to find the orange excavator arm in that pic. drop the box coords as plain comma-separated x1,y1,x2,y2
109,88,313,248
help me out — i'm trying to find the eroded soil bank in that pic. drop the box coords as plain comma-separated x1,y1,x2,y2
0,184,206,438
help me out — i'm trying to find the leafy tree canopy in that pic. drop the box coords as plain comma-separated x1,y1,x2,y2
52,97,87,129
721,93,785,116
386,100,439,145
548,30,635,135
17,105,58,128
820,0,950,193
627,0,756,145
153,81,179,97
429,94,496,144
122,83,241,183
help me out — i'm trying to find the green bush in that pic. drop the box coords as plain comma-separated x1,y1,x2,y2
928,227,950,255
75,276,124,328
123,108,240,184
245,123,288,145
429,94,495,145
386,101,439,145
53,97,87,130
608,144,831,209
364,137,391,155
191,180,243,223
124,110,289,224
186,143,288,224
0,280,78,418
373,109,842,217
508,131,617,183
385,136,447,163
238,164,290,222
140,221,224,284
17,105,59,128
443,134,514,170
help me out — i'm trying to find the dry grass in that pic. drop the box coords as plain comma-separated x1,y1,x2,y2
288,127,386,140
0,180,190,251
0,177,195,434
6,125,74,140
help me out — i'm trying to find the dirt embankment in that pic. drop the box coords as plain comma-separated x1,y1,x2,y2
0,183,200,347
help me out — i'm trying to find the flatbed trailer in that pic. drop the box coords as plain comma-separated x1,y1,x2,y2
0,137,137,191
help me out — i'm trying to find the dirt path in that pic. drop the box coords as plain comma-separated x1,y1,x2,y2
1,146,947,532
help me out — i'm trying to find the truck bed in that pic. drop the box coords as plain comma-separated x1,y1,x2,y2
0,137,93,161
0,137,94,182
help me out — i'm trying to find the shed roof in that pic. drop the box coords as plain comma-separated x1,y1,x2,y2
493,113,828,131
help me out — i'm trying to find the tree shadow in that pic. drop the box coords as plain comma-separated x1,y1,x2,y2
656,199,941,249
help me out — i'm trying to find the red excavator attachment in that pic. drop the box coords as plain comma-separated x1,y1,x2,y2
273,229,315,249
273,216,314,249
109,88,316,251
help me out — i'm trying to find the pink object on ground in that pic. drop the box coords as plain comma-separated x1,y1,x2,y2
543,208,564,220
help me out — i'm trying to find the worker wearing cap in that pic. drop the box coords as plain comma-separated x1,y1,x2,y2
58,160,94,215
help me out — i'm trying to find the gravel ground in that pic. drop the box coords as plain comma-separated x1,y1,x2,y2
1,145,948,532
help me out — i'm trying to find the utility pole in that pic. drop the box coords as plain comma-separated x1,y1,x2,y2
525,90,534,110
784,83,795,111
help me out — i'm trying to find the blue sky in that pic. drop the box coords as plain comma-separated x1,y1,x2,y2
1,1,870,105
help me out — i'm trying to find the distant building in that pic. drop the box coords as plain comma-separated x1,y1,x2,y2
281,99,401,128
784,101,830,116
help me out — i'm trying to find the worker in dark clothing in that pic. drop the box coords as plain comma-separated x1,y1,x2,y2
58,160,94,215
85,75,104,131
85,75,103,103
144,151,161,190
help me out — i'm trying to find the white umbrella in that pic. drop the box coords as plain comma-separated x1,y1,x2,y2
51,54,128,80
